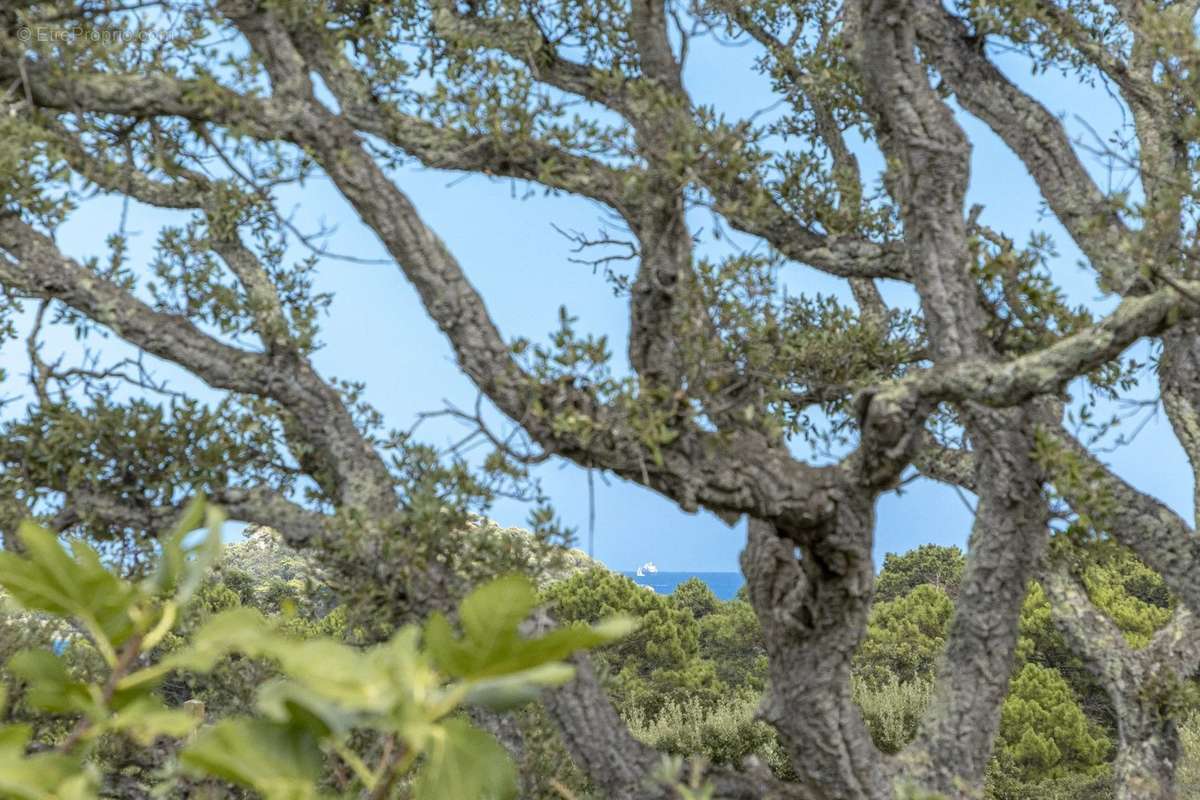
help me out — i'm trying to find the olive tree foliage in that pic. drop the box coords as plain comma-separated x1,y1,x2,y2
0,0,1198,797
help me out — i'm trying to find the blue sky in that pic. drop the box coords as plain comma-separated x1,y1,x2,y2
1,30,1192,571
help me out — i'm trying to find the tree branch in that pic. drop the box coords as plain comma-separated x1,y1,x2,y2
1043,427,1200,614
49,485,330,547
911,0,1136,289
740,516,890,799
0,215,396,514
860,2,1049,792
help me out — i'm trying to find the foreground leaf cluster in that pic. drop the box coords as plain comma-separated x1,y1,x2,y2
0,499,632,799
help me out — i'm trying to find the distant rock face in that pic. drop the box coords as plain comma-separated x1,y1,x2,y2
222,520,602,591
461,518,601,587
221,524,321,583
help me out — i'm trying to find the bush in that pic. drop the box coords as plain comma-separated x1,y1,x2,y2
626,692,794,779
696,598,768,692
875,545,965,601
544,569,726,718
852,676,933,754
1179,712,1200,797
984,769,1114,800
0,501,632,800
672,577,719,620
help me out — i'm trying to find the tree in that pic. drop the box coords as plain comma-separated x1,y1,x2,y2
988,664,1111,798
0,0,1199,797
545,569,726,719
855,584,954,686
673,577,720,620
874,545,966,602
696,596,769,693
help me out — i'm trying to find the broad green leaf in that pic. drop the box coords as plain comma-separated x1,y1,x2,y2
458,575,538,652
272,639,385,707
182,718,324,800
103,697,199,745
479,616,637,676
413,719,517,800
423,612,471,676
149,496,224,605
0,726,29,753
425,575,635,679
140,600,178,652
6,650,95,717
168,612,434,723
121,606,273,690
462,662,577,711
263,628,438,727
0,521,139,655
164,606,273,672
256,680,359,739
0,724,98,800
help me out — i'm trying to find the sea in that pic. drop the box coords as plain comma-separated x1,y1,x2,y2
620,571,744,600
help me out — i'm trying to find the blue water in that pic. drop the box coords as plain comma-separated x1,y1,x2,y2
620,571,744,600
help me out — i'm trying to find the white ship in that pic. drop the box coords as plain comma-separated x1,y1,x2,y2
635,561,658,577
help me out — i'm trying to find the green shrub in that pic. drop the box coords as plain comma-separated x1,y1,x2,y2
1179,712,1200,797
697,598,768,692
0,499,632,800
985,769,1114,800
1080,554,1171,649
544,569,726,718
508,704,599,800
852,675,933,754
982,658,1115,800
875,545,965,601
672,577,720,619
627,692,794,779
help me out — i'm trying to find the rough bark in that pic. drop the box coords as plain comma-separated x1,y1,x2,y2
858,0,1054,791
742,513,890,800
1042,569,1200,800
913,411,1048,790
1160,322,1200,523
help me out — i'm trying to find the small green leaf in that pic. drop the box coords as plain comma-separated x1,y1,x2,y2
0,522,140,655
182,718,324,800
463,663,577,711
413,719,516,800
103,697,199,745
7,650,95,716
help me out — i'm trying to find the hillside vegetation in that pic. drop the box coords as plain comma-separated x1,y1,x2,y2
2,509,1192,799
